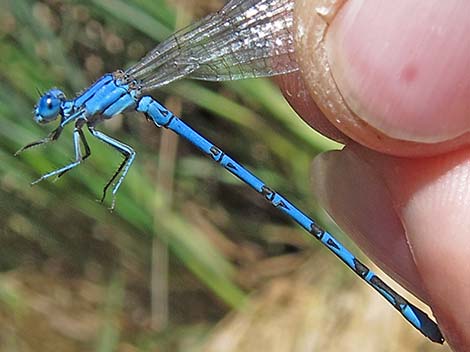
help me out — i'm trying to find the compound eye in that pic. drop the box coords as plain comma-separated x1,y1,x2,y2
35,93,62,123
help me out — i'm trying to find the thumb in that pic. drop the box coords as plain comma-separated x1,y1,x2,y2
293,0,470,156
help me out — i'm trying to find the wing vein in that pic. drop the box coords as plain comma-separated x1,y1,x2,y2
126,0,298,90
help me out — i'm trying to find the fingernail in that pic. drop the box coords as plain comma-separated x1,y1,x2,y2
311,148,427,298
326,0,470,143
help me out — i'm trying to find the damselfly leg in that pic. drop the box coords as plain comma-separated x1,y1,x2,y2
88,126,135,209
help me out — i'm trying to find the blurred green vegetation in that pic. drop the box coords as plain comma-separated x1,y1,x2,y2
0,1,446,351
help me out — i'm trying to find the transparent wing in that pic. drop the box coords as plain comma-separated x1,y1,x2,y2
126,0,298,91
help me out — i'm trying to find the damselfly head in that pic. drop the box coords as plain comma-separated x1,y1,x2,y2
34,89,66,124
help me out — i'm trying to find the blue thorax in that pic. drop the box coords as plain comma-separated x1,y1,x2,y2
34,71,142,126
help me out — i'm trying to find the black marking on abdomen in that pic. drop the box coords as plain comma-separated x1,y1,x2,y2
353,258,369,277
370,275,407,308
162,114,175,128
209,146,224,162
275,200,288,210
309,223,324,240
327,238,340,250
226,162,237,171
261,185,275,201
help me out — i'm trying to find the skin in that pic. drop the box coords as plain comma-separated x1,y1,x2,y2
277,0,470,349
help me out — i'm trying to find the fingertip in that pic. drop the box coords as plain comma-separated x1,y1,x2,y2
326,0,470,144
386,148,470,348
292,0,470,157
312,145,470,348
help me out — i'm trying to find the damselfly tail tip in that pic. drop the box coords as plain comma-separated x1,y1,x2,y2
411,307,445,344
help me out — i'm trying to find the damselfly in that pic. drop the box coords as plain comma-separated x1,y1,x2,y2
16,0,444,343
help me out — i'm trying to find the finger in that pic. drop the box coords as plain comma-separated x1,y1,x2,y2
285,0,470,156
275,72,347,143
311,144,470,349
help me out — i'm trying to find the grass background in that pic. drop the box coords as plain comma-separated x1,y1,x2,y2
0,0,449,351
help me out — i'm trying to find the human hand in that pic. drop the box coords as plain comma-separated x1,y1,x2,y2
278,0,470,349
